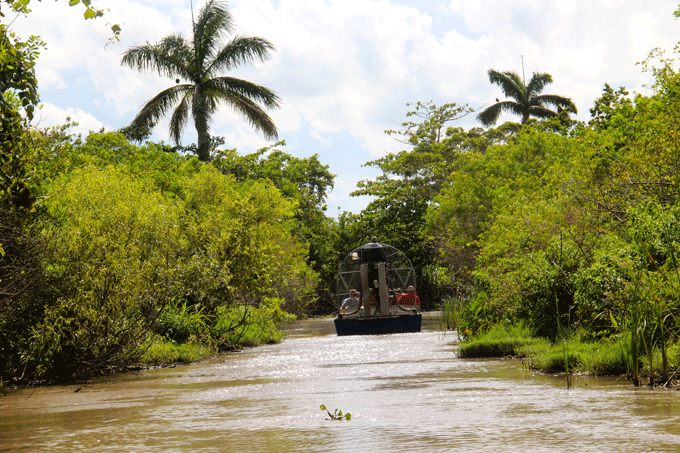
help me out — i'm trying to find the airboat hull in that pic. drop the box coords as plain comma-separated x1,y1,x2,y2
334,314,422,336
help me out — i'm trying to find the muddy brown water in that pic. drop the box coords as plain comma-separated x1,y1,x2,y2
2,317,680,452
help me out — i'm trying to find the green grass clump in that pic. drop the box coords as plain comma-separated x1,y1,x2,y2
520,337,627,375
458,323,630,376
458,323,534,358
438,297,462,332
140,338,213,366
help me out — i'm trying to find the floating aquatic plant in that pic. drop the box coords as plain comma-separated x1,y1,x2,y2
320,404,351,421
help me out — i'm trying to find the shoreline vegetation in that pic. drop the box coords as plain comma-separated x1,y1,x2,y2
452,321,680,388
3,313,678,388
440,304,680,388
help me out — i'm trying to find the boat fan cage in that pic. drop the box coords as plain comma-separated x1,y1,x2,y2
336,242,416,307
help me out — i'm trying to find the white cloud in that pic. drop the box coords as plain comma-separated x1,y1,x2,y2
34,103,107,134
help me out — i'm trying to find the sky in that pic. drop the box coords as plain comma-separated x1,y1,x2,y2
8,0,680,215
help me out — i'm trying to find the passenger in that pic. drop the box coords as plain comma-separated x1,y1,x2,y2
397,286,420,307
340,289,361,312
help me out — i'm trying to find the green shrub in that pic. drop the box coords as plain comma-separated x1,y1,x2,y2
3,132,318,381
211,299,295,349
459,291,504,338
26,166,185,379
155,302,210,344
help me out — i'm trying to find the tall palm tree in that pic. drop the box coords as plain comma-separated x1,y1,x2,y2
477,69,576,126
121,0,280,161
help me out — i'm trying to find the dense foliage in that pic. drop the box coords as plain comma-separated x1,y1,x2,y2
0,131,315,381
211,141,340,314
422,46,680,381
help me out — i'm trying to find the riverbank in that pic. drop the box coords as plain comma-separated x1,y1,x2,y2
457,323,680,388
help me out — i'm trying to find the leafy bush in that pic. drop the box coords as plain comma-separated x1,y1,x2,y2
2,128,319,381
154,302,210,344
458,291,505,338
211,299,295,349
25,165,185,378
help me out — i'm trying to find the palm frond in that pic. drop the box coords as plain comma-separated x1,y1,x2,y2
131,85,192,130
193,0,233,72
207,76,281,109
527,105,559,120
533,94,577,113
213,88,279,140
488,69,526,102
121,35,192,80
169,92,192,144
526,72,553,98
207,35,275,76
477,101,523,127
477,103,503,127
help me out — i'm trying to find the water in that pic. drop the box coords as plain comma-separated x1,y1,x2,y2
2,321,680,452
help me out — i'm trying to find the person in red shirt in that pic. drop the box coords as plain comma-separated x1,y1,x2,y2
397,286,420,308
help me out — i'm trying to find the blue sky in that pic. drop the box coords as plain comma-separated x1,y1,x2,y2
10,0,680,214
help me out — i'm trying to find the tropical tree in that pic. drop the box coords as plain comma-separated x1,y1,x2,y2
477,69,576,126
120,0,280,161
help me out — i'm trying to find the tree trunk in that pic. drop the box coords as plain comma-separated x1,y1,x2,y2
196,123,211,162
193,90,211,162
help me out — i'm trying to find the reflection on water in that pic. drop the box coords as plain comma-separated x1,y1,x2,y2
2,322,680,452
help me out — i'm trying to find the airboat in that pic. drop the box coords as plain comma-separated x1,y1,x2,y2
334,238,422,336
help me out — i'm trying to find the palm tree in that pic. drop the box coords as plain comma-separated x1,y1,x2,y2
477,69,576,126
121,0,281,161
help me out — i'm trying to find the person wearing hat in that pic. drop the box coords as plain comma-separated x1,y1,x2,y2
341,289,361,311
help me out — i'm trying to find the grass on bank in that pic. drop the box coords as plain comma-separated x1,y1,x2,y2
140,337,215,366
456,323,535,358
456,322,680,378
